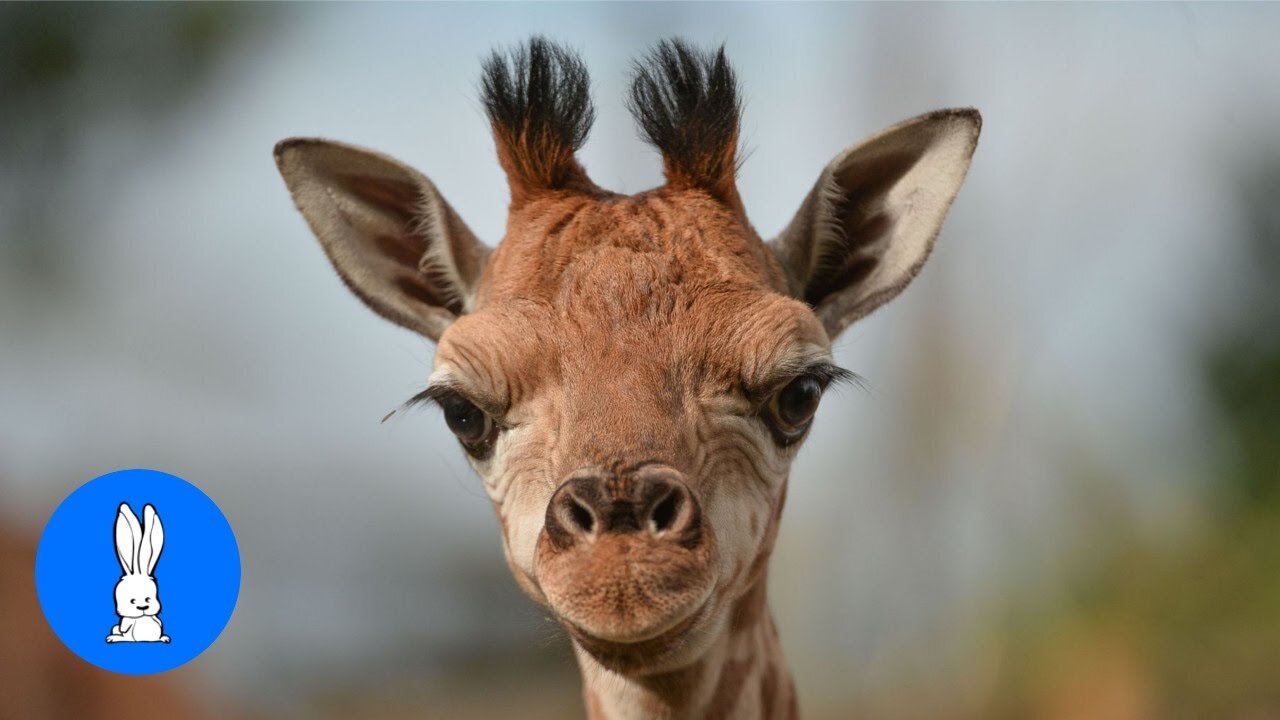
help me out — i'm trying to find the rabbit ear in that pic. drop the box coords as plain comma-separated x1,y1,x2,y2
139,504,164,576
114,504,142,575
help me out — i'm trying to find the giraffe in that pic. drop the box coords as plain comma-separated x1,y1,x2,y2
275,37,979,720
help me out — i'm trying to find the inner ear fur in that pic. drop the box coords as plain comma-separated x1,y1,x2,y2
274,138,489,341
770,108,981,339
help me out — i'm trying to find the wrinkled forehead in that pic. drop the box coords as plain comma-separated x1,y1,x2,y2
432,190,825,402
447,284,821,366
435,269,827,408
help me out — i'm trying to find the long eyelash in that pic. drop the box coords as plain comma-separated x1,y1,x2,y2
407,385,458,408
768,358,865,391
746,362,865,415
381,385,457,423
809,362,867,391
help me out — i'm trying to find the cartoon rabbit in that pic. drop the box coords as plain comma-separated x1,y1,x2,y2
106,503,170,643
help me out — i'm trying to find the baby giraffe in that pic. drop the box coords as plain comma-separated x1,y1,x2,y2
276,37,979,720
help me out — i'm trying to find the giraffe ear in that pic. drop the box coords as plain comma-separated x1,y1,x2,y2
770,108,980,339
274,138,490,342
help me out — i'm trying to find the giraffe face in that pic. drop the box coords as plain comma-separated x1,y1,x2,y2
276,35,979,701
426,192,841,672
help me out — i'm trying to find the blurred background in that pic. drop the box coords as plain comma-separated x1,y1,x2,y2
2,3,1278,719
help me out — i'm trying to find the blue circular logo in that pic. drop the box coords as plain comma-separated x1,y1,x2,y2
35,468,241,675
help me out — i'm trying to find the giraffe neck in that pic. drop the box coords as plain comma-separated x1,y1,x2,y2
575,579,798,720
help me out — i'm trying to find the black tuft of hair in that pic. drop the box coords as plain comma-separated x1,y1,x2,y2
480,36,595,193
626,39,742,195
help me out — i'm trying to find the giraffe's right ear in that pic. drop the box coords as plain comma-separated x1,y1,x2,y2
274,138,489,342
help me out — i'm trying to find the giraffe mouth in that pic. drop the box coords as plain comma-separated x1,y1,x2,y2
566,591,708,645
536,532,717,648
564,596,713,673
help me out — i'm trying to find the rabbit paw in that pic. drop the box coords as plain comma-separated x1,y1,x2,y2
161,635,171,644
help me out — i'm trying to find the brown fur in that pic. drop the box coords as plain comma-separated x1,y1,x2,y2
705,657,752,720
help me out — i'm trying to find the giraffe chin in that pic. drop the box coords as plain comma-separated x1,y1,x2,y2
565,597,717,676
536,532,716,668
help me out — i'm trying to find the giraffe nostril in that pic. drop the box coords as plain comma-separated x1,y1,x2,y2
546,467,703,548
567,496,595,533
649,491,680,532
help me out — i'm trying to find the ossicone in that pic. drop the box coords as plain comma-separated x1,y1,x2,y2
627,39,743,206
481,36,600,207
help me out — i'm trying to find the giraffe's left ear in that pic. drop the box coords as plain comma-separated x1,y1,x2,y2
769,108,980,339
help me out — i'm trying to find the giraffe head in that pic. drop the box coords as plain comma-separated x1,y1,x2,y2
275,38,979,677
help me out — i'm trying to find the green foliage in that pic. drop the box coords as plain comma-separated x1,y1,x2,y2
1203,160,1280,512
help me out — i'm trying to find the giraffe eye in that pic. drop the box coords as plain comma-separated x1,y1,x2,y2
439,392,497,458
765,374,823,444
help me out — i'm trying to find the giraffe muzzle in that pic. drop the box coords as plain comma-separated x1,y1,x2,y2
536,464,717,646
